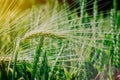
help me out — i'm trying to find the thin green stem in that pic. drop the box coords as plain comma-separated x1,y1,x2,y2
12,37,20,80
93,0,98,27
31,36,44,80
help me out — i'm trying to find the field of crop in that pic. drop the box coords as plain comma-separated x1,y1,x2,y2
0,0,120,80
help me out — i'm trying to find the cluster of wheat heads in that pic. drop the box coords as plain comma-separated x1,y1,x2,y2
0,0,120,80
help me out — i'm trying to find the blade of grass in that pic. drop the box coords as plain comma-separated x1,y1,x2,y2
12,37,20,80
31,36,44,80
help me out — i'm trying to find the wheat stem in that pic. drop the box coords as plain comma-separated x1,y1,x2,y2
31,36,44,80
12,37,20,80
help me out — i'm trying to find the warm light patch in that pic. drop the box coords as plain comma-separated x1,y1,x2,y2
0,0,47,12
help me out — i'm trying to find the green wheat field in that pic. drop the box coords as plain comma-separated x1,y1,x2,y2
0,0,120,80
